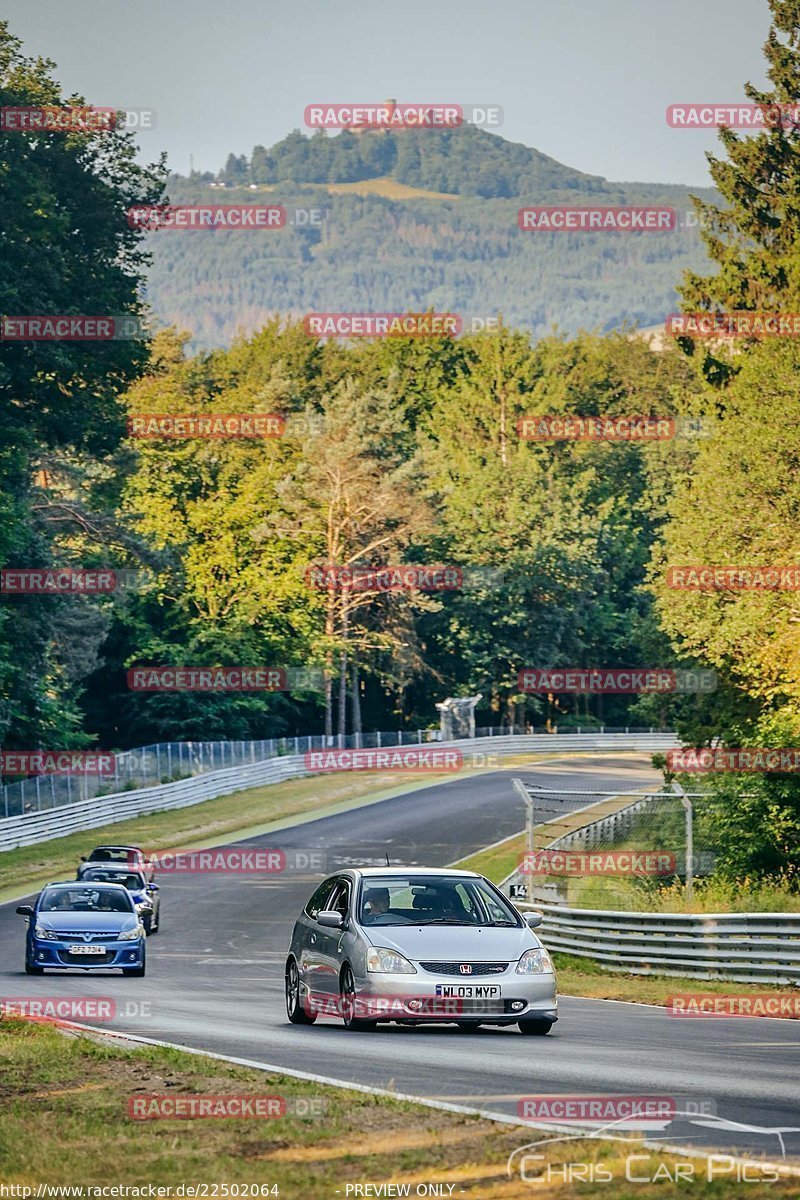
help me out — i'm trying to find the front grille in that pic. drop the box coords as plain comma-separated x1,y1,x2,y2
53,931,119,942
419,961,508,976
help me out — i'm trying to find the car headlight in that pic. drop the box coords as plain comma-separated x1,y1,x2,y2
118,925,144,941
34,924,57,940
516,948,554,974
134,900,153,910
366,947,416,974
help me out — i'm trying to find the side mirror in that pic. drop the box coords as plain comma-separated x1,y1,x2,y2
148,884,160,892
16,905,34,917
80,856,87,862
524,911,543,929
317,910,343,929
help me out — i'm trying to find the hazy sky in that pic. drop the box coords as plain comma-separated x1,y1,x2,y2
4,0,773,185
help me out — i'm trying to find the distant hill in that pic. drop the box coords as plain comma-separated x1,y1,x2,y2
143,126,717,350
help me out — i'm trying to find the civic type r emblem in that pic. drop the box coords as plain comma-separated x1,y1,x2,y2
459,964,472,975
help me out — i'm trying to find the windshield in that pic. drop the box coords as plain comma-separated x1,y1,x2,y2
82,870,146,890
40,887,135,914
88,848,135,863
358,875,521,927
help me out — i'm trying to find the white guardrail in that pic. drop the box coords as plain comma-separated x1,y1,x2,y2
516,901,800,986
500,787,800,985
0,732,679,852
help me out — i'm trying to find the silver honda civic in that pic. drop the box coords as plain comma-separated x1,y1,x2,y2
285,867,557,1034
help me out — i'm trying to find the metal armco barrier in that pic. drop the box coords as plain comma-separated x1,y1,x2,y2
0,731,678,851
516,901,800,986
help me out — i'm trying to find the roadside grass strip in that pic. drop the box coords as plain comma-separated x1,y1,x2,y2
0,1018,796,1199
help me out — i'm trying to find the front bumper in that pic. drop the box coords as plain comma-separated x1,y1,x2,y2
29,937,145,970
352,967,558,1024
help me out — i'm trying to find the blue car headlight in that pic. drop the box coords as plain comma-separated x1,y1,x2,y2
34,923,58,940
118,925,144,941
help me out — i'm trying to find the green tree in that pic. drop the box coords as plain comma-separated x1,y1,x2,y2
680,1,800,380
0,20,164,752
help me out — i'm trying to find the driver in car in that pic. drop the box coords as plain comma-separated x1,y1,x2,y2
362,887,390,922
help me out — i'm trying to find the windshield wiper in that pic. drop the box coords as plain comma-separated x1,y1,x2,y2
418,918,474,925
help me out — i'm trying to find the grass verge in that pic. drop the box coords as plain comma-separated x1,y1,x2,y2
0,1017,793,1197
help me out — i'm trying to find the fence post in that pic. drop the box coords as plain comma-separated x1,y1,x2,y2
672,780,693,905
512,778,535,907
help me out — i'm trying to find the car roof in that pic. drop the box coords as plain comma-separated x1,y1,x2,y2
83,867,144,878
350,867,480,879
90,845,141,852
45,880,129,890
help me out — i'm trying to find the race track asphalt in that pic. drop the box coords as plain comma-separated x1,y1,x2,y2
2,754,798,1162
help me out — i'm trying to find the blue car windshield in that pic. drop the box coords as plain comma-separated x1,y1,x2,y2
40,887,134,913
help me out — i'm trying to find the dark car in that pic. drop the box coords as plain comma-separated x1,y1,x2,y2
16,882,146,976
79,866,161,934
78,845,154,885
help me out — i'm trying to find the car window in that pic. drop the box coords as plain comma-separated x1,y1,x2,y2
83,870,144,890
304,878,337,919
358,875,521,926
40,887,134,913
327,879,351,918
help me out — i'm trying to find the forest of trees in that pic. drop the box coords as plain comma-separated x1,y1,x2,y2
145,131,717,350
2,2,800,884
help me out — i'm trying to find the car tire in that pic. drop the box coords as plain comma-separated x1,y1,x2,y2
518,1018,553,1035
340,965,377,1032
142,914,153,935
286,959,316,1024
25,960,44,975
151,908,160,934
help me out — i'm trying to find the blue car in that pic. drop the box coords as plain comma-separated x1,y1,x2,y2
16,881,146,976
